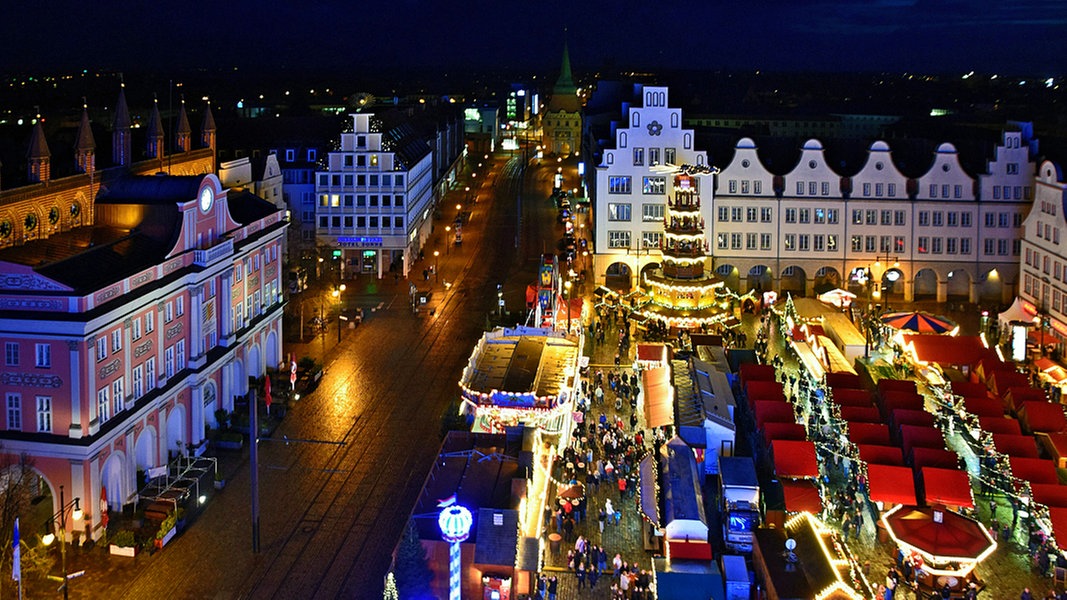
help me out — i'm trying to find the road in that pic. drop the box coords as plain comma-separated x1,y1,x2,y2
113,153,539,600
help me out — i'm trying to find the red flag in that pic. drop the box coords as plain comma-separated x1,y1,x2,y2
100,486,109,529
264,376,272,410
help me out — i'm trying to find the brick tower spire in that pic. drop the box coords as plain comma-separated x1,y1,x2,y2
146,96,164,160
175,96,191,153
112,83,132,166
27,112,51,184
75,100,96,174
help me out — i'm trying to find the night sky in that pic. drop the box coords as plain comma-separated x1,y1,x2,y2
3,0,1065,75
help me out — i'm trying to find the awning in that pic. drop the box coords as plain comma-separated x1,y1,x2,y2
857,444,904,467
911,447,959,470
979,416,1021,435
1019,400,1067,434
882,505,996,563
991,433,1039,458
771,440,819,479
1050,508,1067,551
920,467,974,508
847,422,891,446
952,381,990,398
1030,484,1067,509
878,379,918,395
1010,456,1060,485
826,372,863,390
900,425,945,458
739,363,776,385
1006,387,1048,412
666,539,713,560
781,479,823,513
761,422,808,447
754,400,796,430
745,380,785,404
880,391,925,414
643,367,674,429
961,396,1004,418
890,409,936,430
830,388,875,407
839,405,882,424
639,454,660,527
882,311,957,335
867,464,917,506
901,334,994,367
999,297,1038,327
636,343,669,365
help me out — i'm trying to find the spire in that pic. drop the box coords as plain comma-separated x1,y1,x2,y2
200,98,216,170
175,95,191,153
75,99,96,174
201,99,216,135
112,83,132,166
557,36,574,91
27,111,51,183
146,95,164,159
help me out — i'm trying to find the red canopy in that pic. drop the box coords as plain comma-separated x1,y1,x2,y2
867,464,917,506
740,363,776,384
1010,456,1060,485
911,447,960,471
772,440,819,479
746,380,786,406
891,409,936,430
754,400,797,430
952,381,990,398
1051,508,1067,551
781,479,823,513
1030,484,1067,508
879,379,918,395
900,425,945,457
666,539,713,560
1019,400,1067,434
839,405,883,424
636,343,669,364
979,417,1022,435
921,467,974,508
880,392,925,415
848,422,891,446
826,372,863,390
990,371,1029,398
1006,387,1047,411
961,396,1004,418
992,433,1039,458
858,444,904,467
831,388,876,407
883,505,995,562
643,368,674,429
762,422,808,447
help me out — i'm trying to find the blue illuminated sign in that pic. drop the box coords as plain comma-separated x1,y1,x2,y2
337,236,383,247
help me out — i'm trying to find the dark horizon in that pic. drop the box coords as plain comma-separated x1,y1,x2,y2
2,1,1066,78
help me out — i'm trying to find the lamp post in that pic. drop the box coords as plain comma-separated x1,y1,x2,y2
433,251,440,283
438,501,473,600
444,226,451,255
41,485,83,600
564,280,573,333
331,284,346,343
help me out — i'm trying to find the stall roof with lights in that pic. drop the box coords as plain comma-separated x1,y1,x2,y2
753,512,865,600
920,467,974,508
866,464,917,506
771,440,819,479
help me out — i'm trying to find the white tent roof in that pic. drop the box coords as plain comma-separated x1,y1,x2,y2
999,297,1037,327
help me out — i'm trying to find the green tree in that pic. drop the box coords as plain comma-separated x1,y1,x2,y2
439,399,470,438
394,520,433,600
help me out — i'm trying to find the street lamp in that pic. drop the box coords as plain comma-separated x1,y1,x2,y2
564,280,573,334
41,485,83,600
444,226,451,255
433,251,440,282
331,284,346,343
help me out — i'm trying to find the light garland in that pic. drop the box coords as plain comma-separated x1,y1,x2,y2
783,512,865,600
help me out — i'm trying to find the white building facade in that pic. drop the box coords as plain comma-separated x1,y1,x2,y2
315,112,434,278
591,87,1036,306
1019,160,1067,354
592,86,710,286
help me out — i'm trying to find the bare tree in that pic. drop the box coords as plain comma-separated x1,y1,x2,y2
0,448,39,598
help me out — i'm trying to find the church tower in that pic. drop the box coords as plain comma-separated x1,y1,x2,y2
112,84,132,166
27,117,51,184
146,97,164,161
542,37,582,156
175,97,191,153
201,100,216,171
75,102,96,174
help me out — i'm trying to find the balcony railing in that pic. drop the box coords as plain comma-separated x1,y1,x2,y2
193,238,234,267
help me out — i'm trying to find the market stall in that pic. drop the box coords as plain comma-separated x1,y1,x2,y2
866,464,917,507
920,467,974,508
881,505,996,591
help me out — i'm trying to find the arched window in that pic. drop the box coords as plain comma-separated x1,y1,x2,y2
631,112,640,127
606,152,614,165
619,132,627,148
683,133,692,149
670,113,679,128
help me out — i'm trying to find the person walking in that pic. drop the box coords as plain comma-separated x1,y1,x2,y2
599,508,606,533
604,499,615,527
576,561,586,590
547,576,558,600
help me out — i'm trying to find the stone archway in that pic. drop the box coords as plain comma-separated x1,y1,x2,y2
780,266,807,297
265,331,280,371
165,404,187,461
134,426,158,473
101,452,126,511
813,266,841,294
605,261,632,292
977,268,1005,304
246,344,262,380
914,268,938,301
947,269,972,300
746,265,773,293
202,382,219,428
715,264,740,293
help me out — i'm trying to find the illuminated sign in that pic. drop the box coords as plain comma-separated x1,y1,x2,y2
1022,300,1038,315
337,236,383,247
1052,319,1067,337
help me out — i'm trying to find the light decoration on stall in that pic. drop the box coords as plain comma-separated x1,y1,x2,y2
438,498,473,600
879,504,997,578
635,451,661,527
784,512,866,600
